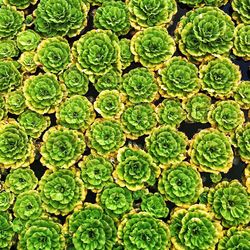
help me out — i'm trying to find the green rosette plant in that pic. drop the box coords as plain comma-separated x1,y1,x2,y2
3,0,37,9
5,89,26,115
178,0,228,6
189,128,233,173
16,30,40,52
131,27,175,70
40,126,86,170
18,217,65,250
13,191,42,221
158,57,200,99
233,24,250,61
35,37,71,74
145,126,188,165
208,100,245,133
0,212,14,249
25,14,33,27
93,68,122,92
122,67,158,103
169,204,223,250
18,109,50,139
23,73,65,114
0,191,14,211
0,119,34,169
232,0,250,24
121,103,157,139
119,38,134,69
183,93,211,123
56,95,95,131
127,0,177,29
4,168,38,195
39,169,86,216
210,173,222,184
34,0,89,37
0,5,24,39
0,39,19,59
86,119,126,156
73,29,120,75
96,183,133,218
64,203,117,250
234,81,250,109
176,7,235,61
94,90,124,119
234,123,250,163
60,65,89,96
156,99,186,127
79,154,113,192
18,51,37,73
218,227,250,250
158,162,203,206
0,60,21,93
200,57,241,98
118,211,171,250
94,1,130,35
208,180,250,228
113,146,160,191
140,193,169,219
198,187,210,204
0,96,6,121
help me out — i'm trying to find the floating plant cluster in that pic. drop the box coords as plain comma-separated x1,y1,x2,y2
0,0,249,249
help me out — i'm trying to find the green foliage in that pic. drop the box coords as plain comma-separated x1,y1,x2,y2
94,90,124,119
158,162,203,206
86,119,126,156
18,109,50,138
73,30,121,75
60,65,89,96
35,37,71,74
94,1,130,35
0,5,24,39
233,24,250,60
23,73,65,114
121,103,157,139
159,57,200,98
127,0,177,29
140,193,169,218
114,146,160,191
97,183,133,218
34,0,89,37
39,169,86,215
17,29,40,51
118,212,171,250
131,27,175,69
156,99,186,127
146,126,188,165
169,205,223,250
200,57,241,98
4,168,38,195
0,119,34,169
56,95,95,131
122,67,158,103
40,126,86,170
79,154,113,192
189,128,233,173
65,203,117,250
176,7,235,61
208,180,250,227
0,60,21,93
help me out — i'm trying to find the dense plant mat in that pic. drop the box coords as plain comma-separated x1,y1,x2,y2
0,0,249,249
